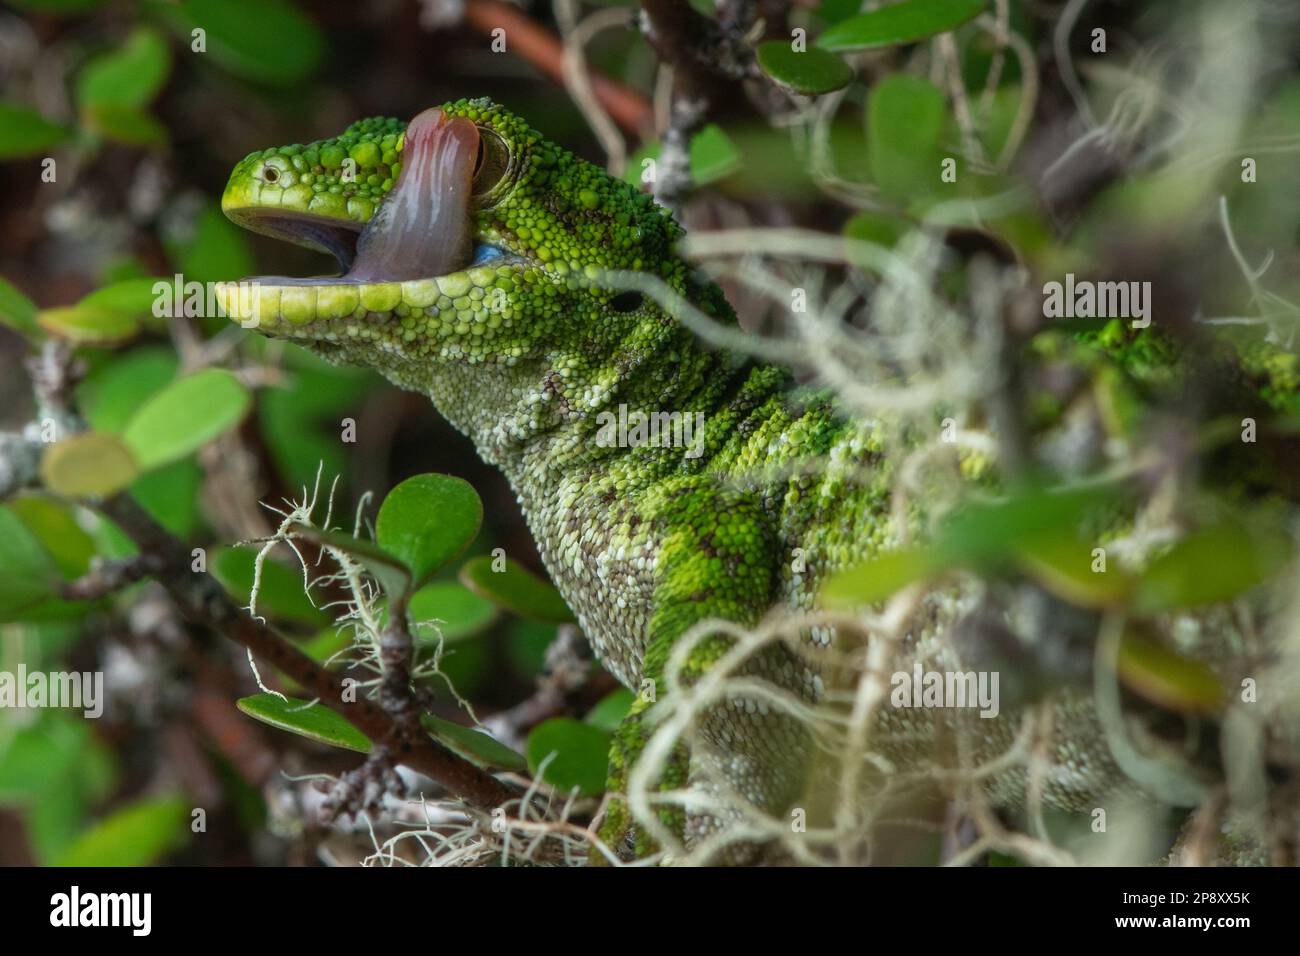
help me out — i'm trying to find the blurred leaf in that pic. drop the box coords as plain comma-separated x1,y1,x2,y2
421,714,527,772
166,202,254,285
376,474,482,587
236,693,370,752
76,27,171,111
165,0,325,86
818,0,985,53
821,546,939,607
80,278,166,322
53,795,190,866
37,304,139,345
0,277,40,337
756,42,853,95
585,689,634,732
0,103,74,159
844,211,909,274
0,712,85,803
526,718,610,797
40,432,140,498
83,104,168,148
78,346,178,432
824,485,1114,607
129,459,204,538
291,526,411,599
407,581,498,644
459,555,575,623
624,124,741,189
868,74,947,201
212,547,327,626
506,619,557,678
8,496,95,579
1135,520,1292,613
121,368,251,470
1116,631,1225,715
1015,532,1135,609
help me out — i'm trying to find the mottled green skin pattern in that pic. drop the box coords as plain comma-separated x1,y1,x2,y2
222,99,1121,860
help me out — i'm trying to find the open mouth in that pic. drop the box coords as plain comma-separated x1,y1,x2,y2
220,108,524,325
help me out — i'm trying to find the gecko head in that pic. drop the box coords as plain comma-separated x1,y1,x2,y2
218,97,693,377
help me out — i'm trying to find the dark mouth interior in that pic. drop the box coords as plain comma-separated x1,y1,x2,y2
235,209,362,274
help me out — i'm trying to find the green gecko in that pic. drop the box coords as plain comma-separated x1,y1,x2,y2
216,99,1252,862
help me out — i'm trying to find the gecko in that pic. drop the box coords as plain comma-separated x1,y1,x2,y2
217,98,1285,864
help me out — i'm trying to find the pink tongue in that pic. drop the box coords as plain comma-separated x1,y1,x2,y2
346,108,479,282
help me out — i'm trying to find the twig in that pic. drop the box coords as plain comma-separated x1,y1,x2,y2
462,0,653,135
96,493,518,812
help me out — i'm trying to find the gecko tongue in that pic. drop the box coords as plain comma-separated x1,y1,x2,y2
345,108,479,283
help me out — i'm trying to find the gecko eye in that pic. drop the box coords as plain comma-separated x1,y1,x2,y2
472,127,510,197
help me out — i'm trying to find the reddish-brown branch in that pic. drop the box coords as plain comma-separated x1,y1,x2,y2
463,0,654,135
98,494,517,812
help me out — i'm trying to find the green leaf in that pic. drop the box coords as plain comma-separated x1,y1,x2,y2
164,0,325,86
0,103,74,159
8,496,96,579
75,28,171,111
40,432,141,498
37,304,139,345
376,474,482,587
236,693,371,752
818,0,985,53
821,546,940,608
756,41,854,95
868,74,948,201
407,581,498,644
421,714,527,772
843,211,909,274
585,689,634,732
77,346,178,432
1135,521,1292,614
291,526,411,600
459,555,575,623
53,795,190,866
121,368,251,470
1116,631,1225,715
526,718,610,797
623,124,741,189
211,547,327,626
0,277,40,337
1015,532,1134,609
80,277,167,322
129,459,203,538
83,104,168,148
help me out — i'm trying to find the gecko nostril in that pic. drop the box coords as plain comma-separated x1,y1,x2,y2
263,165,280,183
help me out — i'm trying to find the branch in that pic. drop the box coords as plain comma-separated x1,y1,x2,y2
463,0,654,135
96,494,518,812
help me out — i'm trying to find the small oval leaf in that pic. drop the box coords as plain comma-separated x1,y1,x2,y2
376,474,482,586
422,714,527,772
756,41,854,95
121,368,251,470
38,304,140,345
236,693,371,752
818,0,986,53
459,554,575,623
41,432,140,498
53,795,190,867
526,718,610,797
